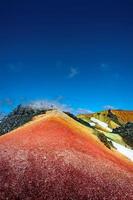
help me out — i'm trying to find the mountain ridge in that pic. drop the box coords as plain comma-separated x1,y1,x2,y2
0,110,133,199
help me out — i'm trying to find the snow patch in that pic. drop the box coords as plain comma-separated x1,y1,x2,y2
89,122,96,127
112,141,133,161
90,117,112,132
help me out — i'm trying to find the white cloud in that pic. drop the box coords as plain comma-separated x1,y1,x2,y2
104,105,116,110
68,67,79,78
27,100,73,113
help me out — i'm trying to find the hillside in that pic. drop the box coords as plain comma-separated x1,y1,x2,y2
0,110,133,200
111,110,133,123
77,109,133,149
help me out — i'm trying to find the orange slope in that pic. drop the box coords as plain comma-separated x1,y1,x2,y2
112,110,133,123
0,111,133,200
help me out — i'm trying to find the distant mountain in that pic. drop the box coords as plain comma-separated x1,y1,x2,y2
77,109,133,129
0,110,133,200
0,106,133,150
77,109,133,149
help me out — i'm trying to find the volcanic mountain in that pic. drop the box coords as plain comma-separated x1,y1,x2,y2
77,109,133,149
0,110,133,200
77,110,133,129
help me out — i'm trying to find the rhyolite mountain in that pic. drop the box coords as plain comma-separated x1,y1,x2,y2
1,106,133,149
77,109,133,149
0,106,133,200
0,105,91,136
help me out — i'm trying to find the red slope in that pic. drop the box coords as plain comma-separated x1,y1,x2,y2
0,111,133,200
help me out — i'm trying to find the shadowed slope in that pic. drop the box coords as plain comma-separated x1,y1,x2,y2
0,111,133,200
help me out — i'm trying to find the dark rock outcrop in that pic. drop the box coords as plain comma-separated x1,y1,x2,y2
107,110,122,126
0,105,50,135
113,122,133,148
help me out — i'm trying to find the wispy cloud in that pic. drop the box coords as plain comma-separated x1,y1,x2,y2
76,108,94,114
100,63,121,80
68,67,79,79
27,99,73,112
100,63,110,71
104,105,117,110
0,98,14,107
7,62,23,73
0,98,15,114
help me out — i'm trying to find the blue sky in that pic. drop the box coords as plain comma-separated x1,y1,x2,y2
0,0,133,113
